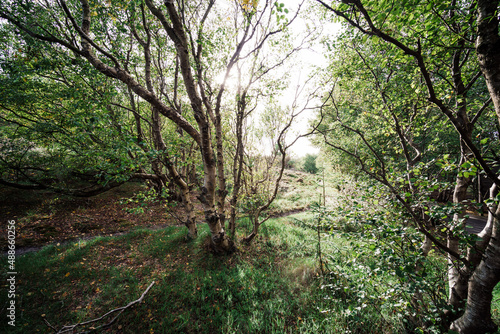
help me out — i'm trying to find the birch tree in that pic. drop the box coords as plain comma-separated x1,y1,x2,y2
0,0,302,252
315,0,500,332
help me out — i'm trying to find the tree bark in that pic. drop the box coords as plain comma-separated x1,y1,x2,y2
229,91,246,238
447,166,472,314
451,204,500,334
468,185,497,267
449,2,500,331
476,0,500,123
447,40,474,316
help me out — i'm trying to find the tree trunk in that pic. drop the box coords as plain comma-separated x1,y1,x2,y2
468,185,497,267
180,185,198,240
242,215,259,244
476,0,500,123
152,105,198,239
447,150,473,315
450,2,500,331
451,204,500,334
420,234,433,255
205,209,235,253
229,206,238,239
164,0,237,253
162,158,198,239
229,98,245,238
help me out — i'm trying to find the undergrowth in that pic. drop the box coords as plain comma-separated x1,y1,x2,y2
3,214,496,333
0,217,359,334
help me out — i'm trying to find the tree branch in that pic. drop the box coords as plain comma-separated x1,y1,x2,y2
45,281,155,334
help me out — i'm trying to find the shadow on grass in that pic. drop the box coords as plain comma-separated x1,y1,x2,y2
1,216,398,333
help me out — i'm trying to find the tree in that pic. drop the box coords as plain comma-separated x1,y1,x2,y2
0,0,305,252
239,103,298,243
314,0,500,332
303,153,319,174
226,72,322,242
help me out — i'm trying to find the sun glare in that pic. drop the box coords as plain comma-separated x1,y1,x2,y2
215,71,240,92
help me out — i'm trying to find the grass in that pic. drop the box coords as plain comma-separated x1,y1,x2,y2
1,216,350,334
270,170,339,214
3,211,498,333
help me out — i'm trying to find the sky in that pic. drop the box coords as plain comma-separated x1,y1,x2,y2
218,0,339,157
278,0,340,157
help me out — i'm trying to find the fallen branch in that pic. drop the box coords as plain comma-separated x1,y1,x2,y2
44,281,155,334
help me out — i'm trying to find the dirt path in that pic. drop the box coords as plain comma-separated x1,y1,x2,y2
6,208,308,256
0,183,188,252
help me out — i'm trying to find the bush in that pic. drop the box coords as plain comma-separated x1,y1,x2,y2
303,154,319,174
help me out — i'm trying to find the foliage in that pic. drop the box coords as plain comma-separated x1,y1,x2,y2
0,217,345,333
303,184,451,333
0,24,154,194
302,154,319,174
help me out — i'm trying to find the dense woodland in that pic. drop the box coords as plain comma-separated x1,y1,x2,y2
1,0,500,333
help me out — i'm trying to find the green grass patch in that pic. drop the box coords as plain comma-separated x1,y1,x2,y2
1,218,340,333
1,215,459,333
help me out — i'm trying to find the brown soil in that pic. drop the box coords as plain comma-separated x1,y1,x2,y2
0,182,204,252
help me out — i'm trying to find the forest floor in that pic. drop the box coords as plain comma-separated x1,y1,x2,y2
1,171,499,333
0,168,488,253
1,213,360,334
0,182,184,252
0,168,322,253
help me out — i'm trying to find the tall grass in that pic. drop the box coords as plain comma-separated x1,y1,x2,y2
0,218,326,333
4,214,488,333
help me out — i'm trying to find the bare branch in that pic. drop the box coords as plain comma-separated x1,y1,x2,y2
57,0,121,68
45,281,155,334
471,97,492,125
